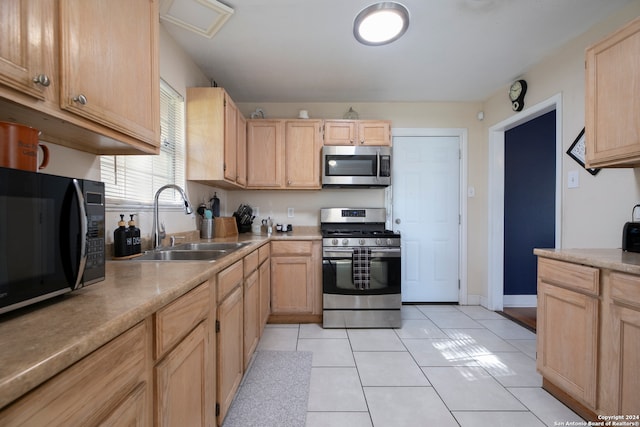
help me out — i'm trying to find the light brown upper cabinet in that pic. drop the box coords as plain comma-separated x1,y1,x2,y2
246,119,323,189
324,119,391,146
585,16,640,168
284,119,323,188
0,0,160,155
0,0,50,101
186,87,247,189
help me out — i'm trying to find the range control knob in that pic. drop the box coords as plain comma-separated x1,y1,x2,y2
387,238,394,246
359,239,366,245
375,238,382,245
331,239,338,246
342,239,349,246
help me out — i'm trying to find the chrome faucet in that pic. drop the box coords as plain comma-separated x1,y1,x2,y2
152,184,193,249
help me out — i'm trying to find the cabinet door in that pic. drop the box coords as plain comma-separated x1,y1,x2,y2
246,120,283,187
224,95,238,183
0,0,50,100
217,285,243,424
285,120,322,188
243,269,260,370
324,120,356,145
155,321,212,427
259,256,271,332
358,120,391,145
537,281,598,409
603,272,640,415
271,256,314,314
236,113,247,187
585,16,640,167
59,0,159,147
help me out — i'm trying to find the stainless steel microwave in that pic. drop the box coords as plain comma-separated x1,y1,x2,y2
0,167,105,315
322,145,391,188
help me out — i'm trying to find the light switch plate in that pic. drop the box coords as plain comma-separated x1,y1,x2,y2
287,208,294,217
568,170,579,188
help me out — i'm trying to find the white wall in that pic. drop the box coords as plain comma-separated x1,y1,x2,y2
481,1,640,250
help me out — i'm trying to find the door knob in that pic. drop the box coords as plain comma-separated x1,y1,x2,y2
395,218,401,224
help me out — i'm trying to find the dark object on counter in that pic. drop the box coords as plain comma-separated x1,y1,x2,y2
114,215,128,257
233,204,253,233
0,166,106,315
623,222,640,252
623,204,640,253
211,192,220,217
128,214,141,255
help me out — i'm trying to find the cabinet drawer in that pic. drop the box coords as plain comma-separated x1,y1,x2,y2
155,282,210,359
244,250,259,276
218,260,243,302
258,243,270,264
610,272,640,309
271,241,313,256
538,258,599,296
0,322,148,426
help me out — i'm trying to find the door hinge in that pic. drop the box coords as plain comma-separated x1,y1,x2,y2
459,149,462,159
459,214,461,225
458,279,461,289
215,320,220,333
223,97,227,107
216,403,220,417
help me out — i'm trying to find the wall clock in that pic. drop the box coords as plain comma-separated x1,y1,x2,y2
508,79,527,111
566,127,600,175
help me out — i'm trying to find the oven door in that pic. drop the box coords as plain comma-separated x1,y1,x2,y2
322,247,401,295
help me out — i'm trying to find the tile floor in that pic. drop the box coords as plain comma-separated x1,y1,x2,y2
256,304,585,427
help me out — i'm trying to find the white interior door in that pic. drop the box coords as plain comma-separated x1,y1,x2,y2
392,135,460,302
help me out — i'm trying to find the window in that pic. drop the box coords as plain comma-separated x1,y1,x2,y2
100,80,186,207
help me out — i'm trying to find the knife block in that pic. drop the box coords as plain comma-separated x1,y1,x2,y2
214,217,238,237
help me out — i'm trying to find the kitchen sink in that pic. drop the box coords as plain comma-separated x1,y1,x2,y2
165,242,251,251
134,241,253,262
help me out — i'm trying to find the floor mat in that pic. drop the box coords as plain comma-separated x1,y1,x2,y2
222,350,313,427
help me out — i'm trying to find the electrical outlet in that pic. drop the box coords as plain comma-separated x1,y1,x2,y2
287,208,294,218
254,206,260,217
568,170,579,188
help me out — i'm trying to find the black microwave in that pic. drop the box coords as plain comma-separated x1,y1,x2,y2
322,145,392,188
0,167,105,315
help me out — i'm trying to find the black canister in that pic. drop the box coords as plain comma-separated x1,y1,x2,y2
211,192,220,217
114,214,128,257
128,214,141,255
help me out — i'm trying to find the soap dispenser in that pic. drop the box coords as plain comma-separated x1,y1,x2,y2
114,215,128,257
128,214,141,255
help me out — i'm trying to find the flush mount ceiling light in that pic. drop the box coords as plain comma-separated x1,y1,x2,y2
354,2,410,46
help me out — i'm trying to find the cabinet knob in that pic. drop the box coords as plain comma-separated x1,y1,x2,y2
33,74,50,87
360,140,365,144
73,94,88,105
350,140,355,144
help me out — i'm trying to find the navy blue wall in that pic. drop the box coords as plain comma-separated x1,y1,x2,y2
504,110,556,296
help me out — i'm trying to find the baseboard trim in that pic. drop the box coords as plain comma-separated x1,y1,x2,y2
503,294,537,307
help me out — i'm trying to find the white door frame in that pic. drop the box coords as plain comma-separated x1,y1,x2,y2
391,128,468,304
487,94,563,311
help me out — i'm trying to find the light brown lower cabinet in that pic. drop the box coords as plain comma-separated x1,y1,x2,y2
243,250,260,370
154,281,214,427
258,244,271,333
536,256,640,419
269,240,322,323
0,321,151,426
216,260,244,425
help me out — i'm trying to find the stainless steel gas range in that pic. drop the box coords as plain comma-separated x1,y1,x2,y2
321,208,401,328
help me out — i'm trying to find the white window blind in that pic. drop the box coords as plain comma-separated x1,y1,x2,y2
100,79,186,206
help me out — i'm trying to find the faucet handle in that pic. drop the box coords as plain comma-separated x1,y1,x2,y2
159,222,166,239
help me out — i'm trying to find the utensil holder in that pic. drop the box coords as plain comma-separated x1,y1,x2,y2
200,218,214,239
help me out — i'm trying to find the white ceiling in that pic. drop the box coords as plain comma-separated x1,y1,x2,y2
161,0,634,103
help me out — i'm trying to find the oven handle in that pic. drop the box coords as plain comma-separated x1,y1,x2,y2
323,247,400,258
376,149,381,181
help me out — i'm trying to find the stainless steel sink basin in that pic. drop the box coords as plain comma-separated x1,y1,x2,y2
133,241,252,262
165,242,251,251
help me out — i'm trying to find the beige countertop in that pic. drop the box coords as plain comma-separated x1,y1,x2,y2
534,247,640,275
0,228,321,409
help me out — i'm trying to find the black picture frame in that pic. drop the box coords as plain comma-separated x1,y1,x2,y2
566,128,600,176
